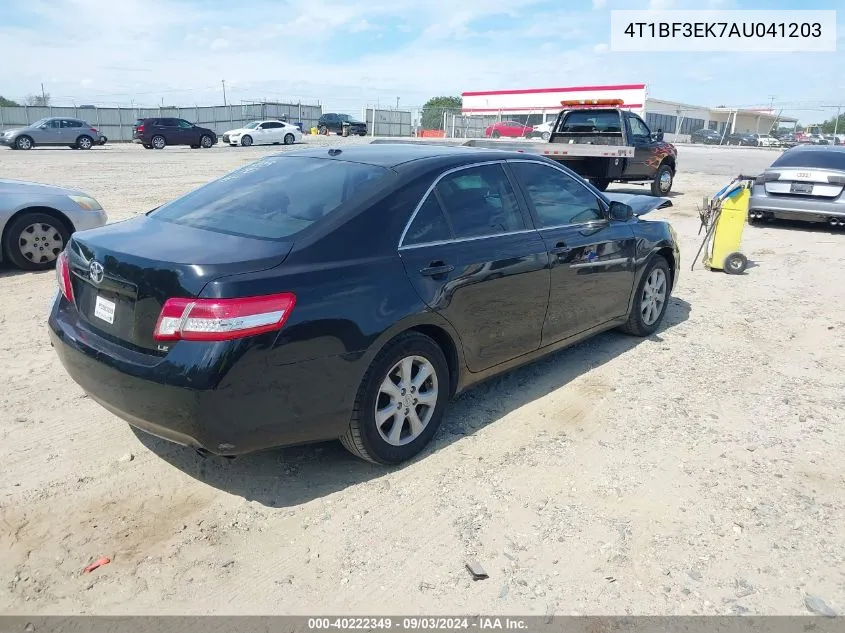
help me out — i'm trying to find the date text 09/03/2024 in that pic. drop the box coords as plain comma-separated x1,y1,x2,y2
307,617,529,630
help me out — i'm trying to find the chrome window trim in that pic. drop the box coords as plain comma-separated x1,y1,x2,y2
398,229,538,251
398,160,524,249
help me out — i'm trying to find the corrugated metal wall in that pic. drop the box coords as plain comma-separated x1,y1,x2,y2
0,103,323,142
363,108,413,137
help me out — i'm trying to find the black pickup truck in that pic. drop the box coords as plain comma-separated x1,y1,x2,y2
463,105,678,196
544,107,677,195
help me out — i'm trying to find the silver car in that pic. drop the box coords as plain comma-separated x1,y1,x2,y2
0,117,103,150
0,179,108,270
749,146,845,228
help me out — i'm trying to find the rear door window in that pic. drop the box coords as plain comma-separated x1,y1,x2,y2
150,157,391,240
434,164,524,239
560,111,622,133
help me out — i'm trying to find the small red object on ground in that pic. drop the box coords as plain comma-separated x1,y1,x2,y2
83,557,111,573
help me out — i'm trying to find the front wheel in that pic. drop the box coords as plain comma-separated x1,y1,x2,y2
650,163,674,196
15,135,33,150
340,332,449,465
240,135,253,147
619,255,671,337
283,133,295,145
2,212,70,271
318,126,328,135
541,131,550,140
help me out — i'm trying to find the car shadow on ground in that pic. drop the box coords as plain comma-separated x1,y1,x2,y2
137,297,692,508
0,264,53,279
748,219,845,235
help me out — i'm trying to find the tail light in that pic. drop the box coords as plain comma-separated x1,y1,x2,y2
90,127,98,133
137,124,145,134
153,293,296,342
56,251,74,302
827,174,845,185
754,171,780,184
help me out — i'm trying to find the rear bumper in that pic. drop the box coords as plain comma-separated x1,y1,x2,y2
749,185,845,221
48,298,361,455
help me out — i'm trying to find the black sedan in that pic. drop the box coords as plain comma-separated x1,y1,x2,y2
725,133,758,146
690,128,722,145
48,144,680,465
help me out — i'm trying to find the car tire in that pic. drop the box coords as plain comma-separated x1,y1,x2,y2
283,133,295,145
318,126,328,135
541,131,550,140
151,135,166,150
591,178,611,192
76,135,94,150
650,162,674,196
240,135,253,147
724,252,748,275
491,131,501,138
2,211,71,271
340,331,450,465
620,255,671,337
200,135,213,148
358,130,367,137
15,135,33,150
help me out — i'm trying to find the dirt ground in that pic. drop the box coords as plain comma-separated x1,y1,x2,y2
0,141,843,616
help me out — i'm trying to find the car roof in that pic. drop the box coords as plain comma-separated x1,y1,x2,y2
784,144,845,154
274,143,536,168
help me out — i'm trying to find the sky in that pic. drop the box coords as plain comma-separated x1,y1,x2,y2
0,0,842,125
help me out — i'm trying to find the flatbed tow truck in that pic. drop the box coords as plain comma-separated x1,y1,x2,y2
376,99,678,196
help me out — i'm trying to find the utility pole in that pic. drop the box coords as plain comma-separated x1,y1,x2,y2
222,79,227,106
396,96,400,110
821,104,842,136
41,83,47,105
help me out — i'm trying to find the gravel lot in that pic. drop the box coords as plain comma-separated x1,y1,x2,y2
1,140,843,616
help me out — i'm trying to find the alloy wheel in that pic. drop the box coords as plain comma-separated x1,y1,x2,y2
375,355,439,447
19,222,63,265
640,268,667,326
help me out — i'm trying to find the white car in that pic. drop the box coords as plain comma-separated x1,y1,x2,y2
222,120,302,147
754,134,781,147
529,120,555,140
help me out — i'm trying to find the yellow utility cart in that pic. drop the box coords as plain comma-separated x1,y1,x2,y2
692,176,754,275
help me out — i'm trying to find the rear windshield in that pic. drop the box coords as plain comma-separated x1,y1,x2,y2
149,156,391,239
771,149,845,170
559,111,622,133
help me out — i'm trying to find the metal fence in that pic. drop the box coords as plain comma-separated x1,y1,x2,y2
444,113,500,138
362,108,413,137
0,102,322,142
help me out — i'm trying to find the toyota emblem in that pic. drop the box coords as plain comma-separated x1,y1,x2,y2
89,261,105,284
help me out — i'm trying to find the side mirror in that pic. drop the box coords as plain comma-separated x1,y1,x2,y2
609,201,633,221
39,125,48,130
653,129,664,141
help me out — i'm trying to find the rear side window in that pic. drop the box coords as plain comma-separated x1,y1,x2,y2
771,150,845,170
404,196,452,246
434,164,524,239
150,157,391,240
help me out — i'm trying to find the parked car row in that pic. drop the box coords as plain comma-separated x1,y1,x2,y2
689,128,784,147
3,112,370,150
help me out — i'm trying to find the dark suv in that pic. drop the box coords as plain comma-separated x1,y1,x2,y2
132,118,217,150
317,113,368,136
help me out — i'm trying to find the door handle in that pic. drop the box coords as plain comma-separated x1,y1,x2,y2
550,242,571,256
420,262,454,277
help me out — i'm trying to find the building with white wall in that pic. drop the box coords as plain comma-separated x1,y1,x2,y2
461,84,797,139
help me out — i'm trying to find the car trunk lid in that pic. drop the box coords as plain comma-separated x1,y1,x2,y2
763,168,845,198
65,216,292,352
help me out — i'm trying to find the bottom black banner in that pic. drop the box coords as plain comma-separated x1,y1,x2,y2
0,616,842,633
